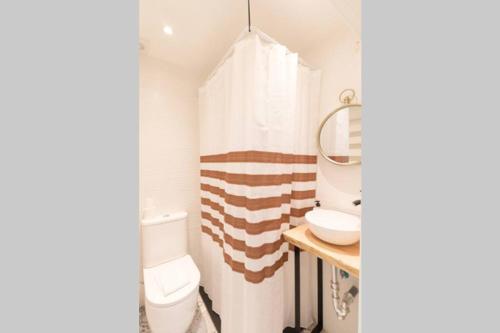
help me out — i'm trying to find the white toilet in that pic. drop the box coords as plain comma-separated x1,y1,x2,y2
141,211,200,333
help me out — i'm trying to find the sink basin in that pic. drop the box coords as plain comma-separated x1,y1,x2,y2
305,208,360,245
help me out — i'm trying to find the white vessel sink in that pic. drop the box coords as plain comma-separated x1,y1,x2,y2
305,208,361,246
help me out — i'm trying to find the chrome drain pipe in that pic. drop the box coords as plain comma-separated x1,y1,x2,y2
331,267,359,320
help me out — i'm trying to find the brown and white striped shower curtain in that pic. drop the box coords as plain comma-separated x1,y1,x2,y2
199,33,320,333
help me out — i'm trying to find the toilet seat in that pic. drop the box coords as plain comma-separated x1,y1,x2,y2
143,255,200,308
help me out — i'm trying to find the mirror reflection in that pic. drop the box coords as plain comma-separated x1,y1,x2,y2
319,105,362,165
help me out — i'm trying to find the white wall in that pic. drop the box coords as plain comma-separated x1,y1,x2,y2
302,25,361,333
139,54,202,305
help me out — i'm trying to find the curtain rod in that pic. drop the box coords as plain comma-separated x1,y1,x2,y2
205,27,314,83
247,0,251,32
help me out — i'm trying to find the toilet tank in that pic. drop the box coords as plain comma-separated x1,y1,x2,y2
141,211,188,268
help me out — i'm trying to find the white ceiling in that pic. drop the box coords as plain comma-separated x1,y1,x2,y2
140,0,360,77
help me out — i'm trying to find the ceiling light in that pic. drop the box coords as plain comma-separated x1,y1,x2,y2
163,25,173,35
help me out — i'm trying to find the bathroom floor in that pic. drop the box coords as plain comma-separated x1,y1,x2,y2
140,293,317,333
139,295,218,333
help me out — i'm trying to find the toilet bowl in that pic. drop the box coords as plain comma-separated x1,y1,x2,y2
141,211,200,333
143,255,200,333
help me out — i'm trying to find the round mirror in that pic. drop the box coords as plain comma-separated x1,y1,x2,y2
318,104,362,165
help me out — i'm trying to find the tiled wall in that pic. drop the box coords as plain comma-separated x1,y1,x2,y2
139,54,202,305
302,24,362,333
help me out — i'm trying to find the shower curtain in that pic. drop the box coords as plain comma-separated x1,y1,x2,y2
199,32,320,332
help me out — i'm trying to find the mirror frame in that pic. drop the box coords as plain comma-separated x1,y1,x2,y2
317,103,362,166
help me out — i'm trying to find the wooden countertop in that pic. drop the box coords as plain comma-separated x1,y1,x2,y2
283,224,360,278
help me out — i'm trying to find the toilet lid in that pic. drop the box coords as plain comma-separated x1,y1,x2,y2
143,255,200,307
